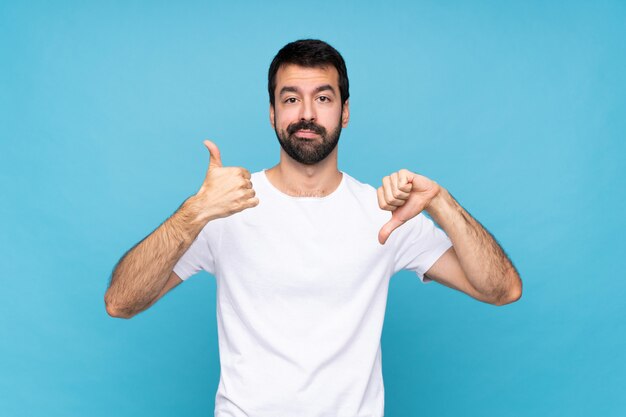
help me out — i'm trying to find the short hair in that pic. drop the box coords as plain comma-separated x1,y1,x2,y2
268,39,350,107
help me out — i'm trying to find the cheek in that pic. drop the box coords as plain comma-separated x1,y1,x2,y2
275,108,299,129
320,107,342,126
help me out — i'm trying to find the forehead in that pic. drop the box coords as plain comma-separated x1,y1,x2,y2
275,64,339,91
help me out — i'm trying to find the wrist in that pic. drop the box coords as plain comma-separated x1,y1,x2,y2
182,193,217,225
425,185,450,218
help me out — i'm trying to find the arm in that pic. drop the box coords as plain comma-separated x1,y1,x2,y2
424,188,521,305
104,140,259,319
377,169,522,306
105,197,208,319
142,271,184,311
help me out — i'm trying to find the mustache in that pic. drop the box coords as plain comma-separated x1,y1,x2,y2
287,120,326,136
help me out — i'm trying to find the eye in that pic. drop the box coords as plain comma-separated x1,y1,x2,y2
284,97,298,104
318,96,331,103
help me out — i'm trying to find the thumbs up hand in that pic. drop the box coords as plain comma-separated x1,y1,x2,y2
377,169,440,245
193,140,259,222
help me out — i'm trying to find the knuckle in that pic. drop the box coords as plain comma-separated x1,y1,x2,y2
377,191,385,206
232,200,244,211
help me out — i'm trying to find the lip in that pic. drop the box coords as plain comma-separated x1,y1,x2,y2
295,130,320,138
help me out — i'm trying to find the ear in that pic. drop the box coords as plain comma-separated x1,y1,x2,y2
269,104,275,129
341,99,350,128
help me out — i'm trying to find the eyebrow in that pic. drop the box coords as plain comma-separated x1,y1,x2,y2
279,84,337,96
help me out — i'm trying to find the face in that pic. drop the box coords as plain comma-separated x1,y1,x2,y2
270,64,350,165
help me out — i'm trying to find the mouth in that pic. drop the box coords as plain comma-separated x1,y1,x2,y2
295,130,320,139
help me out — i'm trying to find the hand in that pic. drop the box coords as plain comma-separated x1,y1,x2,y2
377,169,440,245
193,140,259,222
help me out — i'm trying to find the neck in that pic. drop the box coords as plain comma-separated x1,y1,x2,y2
265,148,342,197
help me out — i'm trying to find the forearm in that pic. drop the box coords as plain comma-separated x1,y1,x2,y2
105,196,209,317
426,188,521,304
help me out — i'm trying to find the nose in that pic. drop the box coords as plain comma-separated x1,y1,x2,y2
300,99,316,121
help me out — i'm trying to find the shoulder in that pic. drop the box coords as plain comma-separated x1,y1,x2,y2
251,170,265,178
251,170,265,183
341,172,378,197
340,172,388,220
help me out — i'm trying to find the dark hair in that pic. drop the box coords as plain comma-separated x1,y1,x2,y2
268,39,349,107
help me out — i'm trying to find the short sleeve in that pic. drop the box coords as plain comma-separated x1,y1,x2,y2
392,213,453,283
172,221,220,281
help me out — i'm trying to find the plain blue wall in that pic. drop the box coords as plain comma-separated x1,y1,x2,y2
1,1,625,416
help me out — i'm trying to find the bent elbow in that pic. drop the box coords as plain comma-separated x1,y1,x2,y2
106,305,134,319
104,296,136,319
494,288,522,306
494,275,523,306
105,303,135,319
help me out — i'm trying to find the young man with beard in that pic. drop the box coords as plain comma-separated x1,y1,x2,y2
105,39,522,416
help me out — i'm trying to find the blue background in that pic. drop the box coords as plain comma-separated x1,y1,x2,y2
1,1,625,416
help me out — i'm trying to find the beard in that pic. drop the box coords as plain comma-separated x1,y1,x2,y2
274,116,343,165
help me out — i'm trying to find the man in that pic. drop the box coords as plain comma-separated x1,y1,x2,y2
105,39,522,416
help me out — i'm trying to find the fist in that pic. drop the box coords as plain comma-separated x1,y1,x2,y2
377,169,440,245
195,140,259,221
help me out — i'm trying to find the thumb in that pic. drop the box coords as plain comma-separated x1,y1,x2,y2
203,140,223,169
378,217,405,245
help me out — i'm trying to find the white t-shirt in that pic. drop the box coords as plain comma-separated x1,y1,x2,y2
173,170,452,417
